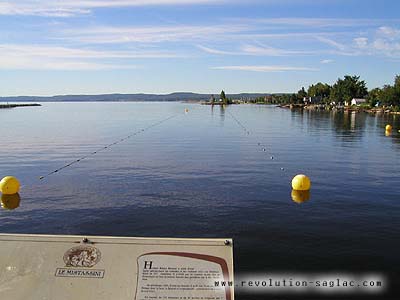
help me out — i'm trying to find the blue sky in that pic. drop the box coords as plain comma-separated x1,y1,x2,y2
1,0,400,96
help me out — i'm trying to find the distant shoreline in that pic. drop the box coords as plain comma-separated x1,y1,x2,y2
0,92,273,103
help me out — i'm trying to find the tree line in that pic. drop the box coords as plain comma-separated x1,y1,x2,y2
254,74,400,108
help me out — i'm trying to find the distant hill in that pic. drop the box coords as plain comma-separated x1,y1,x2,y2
0,92,272,102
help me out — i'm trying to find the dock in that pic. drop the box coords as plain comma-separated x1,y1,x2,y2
0,103,41,109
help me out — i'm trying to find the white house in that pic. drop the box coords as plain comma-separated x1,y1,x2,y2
351,98,367,106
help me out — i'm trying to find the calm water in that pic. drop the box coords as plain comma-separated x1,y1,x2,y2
0,102,399,298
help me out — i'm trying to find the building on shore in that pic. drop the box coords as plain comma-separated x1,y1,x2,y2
303,96,323,104
349,98,367,106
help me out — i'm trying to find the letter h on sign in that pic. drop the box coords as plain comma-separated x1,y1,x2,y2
144,261,153,270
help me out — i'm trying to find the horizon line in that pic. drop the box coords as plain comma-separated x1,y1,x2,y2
0,91,287,98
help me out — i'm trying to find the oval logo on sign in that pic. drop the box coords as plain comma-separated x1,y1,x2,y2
63,246,101,268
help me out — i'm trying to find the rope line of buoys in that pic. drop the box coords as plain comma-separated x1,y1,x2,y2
227,110,278,161
226,110,250,134
38,114,179,180
227,109,280,165
1,107,195,211
225,108,311,203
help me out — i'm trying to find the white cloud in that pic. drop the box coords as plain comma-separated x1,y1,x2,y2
62,23,400,59
377,26,400,39
315,36,363,56
350,27,400,57
228,17,389,28
0,43,181,70
354,37,368,48
316,36,347,51
197,43,314,56
62,24,249,44
240,44,311,56
313,26,400,58
62,0,224,7
0,57,137,70
196,45,238,55
0,0,226,17
211,65,318,72
0,44,179,59
372,39,400,51
0,2,90,17
321,59,334,64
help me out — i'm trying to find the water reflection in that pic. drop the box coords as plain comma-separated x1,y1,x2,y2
331,110,368,140
1,193,21,210
219,105,225,125
291,190,310,204
291,108,400,145
288,108,400,161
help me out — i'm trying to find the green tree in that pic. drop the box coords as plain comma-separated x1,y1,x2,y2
395,75,400,88
380,86,400,107
330,75,368,104
380,85,396,106
220,90,226,104
366,87,381,106
297,87,307,98
378,75,400,107
307,82,331,101
395,75,400,107
295,87,307,104
289,93,298,104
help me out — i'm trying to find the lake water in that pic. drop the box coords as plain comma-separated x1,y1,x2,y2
0,102,399,298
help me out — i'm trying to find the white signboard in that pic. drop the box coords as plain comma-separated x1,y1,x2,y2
0,234,234,300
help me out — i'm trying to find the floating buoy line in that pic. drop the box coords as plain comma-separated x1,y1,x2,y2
2,108,196,209
38,113,184,181
1,105,317,207
226,108,311,202
226,110,250,135
226,109,279,166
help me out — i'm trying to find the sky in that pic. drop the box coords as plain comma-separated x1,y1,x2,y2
1,0,400,96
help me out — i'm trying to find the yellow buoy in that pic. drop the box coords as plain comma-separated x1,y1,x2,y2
291,174,311,191
1,193,21,210
0,176,21,195
291,190,310,204
385,124,392,131
385,130,392,137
